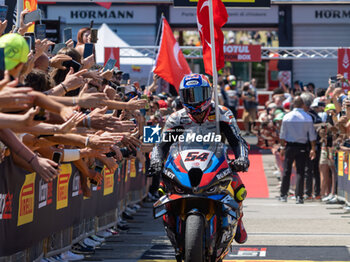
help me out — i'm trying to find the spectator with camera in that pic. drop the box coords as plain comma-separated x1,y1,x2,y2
241,82,258,136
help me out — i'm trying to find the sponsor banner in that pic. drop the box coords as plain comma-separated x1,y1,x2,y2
130,159,137,178
338,48,350,92
0,157,146,256
337,152,350,204
18,173,36,226
293,5,350,24
224,44,261,62
71,171,81,197
170,5,278,24
0,193,13,220
47,5,156,24
338,151,344,176
56,164,72,210
349,154,350,181
173,0,270,8
344,153,349,178
103,168,114,196
38,179,53,209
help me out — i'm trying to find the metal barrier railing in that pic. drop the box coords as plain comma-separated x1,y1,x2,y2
119,46,339,60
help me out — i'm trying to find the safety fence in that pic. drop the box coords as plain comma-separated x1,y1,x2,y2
0,157,148,261
335,152,350,205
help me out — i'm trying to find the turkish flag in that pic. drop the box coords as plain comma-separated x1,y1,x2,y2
338,48,350,91
154,18,191,91
197,0,228,76
104,47,120,68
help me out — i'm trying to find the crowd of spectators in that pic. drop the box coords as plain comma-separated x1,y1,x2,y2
0,9,185,261
218,75,258,136
253,74,350,205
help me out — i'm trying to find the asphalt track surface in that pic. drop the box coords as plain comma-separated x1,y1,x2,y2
82,137,350,262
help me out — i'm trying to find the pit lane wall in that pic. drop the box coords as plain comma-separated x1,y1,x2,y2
336,152,350,205
0,157,148,260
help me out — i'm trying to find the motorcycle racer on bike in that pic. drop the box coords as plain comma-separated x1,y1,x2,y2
149,73,249,244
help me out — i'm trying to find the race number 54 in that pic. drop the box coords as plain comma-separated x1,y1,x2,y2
185,152,209,161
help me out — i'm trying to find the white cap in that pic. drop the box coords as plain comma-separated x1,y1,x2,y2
311,97,320,108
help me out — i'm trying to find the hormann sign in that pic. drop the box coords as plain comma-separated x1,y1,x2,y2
47,5,156,24
170,5,278,24
173,0,271,7
293,5,350,24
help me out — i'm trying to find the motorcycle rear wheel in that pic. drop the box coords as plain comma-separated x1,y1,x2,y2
185,214,204,262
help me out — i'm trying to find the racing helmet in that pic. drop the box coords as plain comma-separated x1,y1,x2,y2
179,74,212,115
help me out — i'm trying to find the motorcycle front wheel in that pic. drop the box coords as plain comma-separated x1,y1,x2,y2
185,214,204,262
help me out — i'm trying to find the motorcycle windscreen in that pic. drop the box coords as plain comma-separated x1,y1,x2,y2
166,141,229,188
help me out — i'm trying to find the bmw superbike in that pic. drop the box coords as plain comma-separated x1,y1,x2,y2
153,141,240,262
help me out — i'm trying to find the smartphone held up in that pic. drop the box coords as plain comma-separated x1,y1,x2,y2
23,9,42,24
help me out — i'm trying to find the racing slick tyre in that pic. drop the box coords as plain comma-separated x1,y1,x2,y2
185,214,204,262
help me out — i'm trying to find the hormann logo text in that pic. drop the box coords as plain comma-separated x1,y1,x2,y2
315,10,350,19
71,10,133,20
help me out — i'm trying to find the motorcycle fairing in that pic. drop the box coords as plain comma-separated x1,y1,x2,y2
164,146,231,190
153,194,239,219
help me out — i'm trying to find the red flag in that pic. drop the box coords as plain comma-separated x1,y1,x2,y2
154,18,191,91
104,47,120,68
197,0,228,76
338,48,350,91
96,2,112,9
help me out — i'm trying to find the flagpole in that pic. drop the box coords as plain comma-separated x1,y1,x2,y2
16,0,24,28
208,0,220,135
147,14,164,88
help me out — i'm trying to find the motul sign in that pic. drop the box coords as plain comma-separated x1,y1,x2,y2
338,48,350,91
224,45,261,62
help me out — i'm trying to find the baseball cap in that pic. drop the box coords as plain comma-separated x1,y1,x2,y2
310,97,320,108
0,33,29,70
227,75,236,86
124,85,137,95
283,102,290,110
157,99,168,109
324,103,336,112
227,75,236,81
